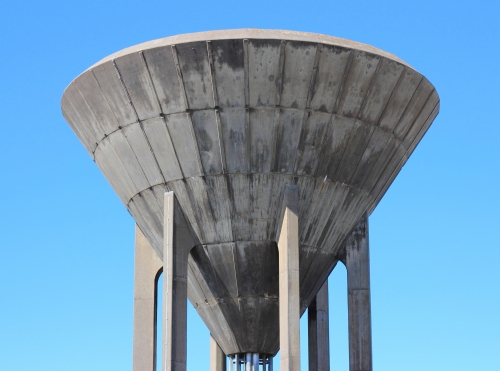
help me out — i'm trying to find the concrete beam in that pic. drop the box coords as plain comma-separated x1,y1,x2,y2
163,191,197,371
308,280,330,371
133,225,163,371
278,184,300,371
210,334,226,371
345,215,372,371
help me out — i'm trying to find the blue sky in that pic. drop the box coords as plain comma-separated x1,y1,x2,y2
0,0,498,370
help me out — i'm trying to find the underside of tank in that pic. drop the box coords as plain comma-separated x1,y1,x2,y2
61,30,439,356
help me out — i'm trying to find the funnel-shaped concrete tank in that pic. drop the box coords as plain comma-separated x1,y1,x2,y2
61,30,439,356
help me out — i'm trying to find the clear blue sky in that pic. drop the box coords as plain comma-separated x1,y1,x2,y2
0,0,498,370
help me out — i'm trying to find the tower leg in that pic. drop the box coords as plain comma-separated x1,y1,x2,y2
345,215,372,371
133,225,163,371
210,334,227,371
277,184,300,371
308,280,330,371
163,191,197,371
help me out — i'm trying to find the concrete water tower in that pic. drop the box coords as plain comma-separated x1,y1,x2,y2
61,29,439,371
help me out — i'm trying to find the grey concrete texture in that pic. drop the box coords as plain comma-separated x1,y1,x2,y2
210,334,227,371
61,29,439,355
163,192,198,371
278,185,300,371
308,280,330,371
345,215,372,371
133,226,163,371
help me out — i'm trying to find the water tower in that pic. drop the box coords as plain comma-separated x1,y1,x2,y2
61,29,439,371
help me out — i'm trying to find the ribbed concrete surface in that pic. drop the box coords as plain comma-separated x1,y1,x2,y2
61,29,439,355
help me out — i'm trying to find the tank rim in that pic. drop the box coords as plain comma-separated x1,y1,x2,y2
63,28,418,98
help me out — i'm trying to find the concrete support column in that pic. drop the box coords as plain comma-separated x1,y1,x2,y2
163,192,197,371
277,184,300,371
308,280,330,371
210,334,226,371
132,225,163,371
345,215,372,371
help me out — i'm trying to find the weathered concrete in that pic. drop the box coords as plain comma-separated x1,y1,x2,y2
133,225,163,371
163,192,197,371
210,334,227,371
188,240,279,355
278,184,300,371
345,215,372,371
61,29,440,356
308,280,330,371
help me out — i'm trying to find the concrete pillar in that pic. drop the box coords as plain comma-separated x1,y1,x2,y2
308,280,330,371
345,215,372,371
132,225,163,371
277,184,300,371
163,191,197,371
210,334,227,371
